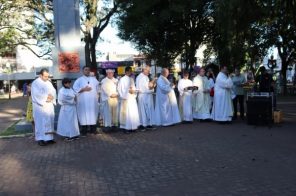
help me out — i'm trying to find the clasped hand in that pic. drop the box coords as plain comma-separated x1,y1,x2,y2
46,93,54,102
129,89,136,94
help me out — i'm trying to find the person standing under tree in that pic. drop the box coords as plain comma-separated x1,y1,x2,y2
154,68,181,126
117,66,140,133
26,83,35,140
178,70,193,123
73,66,100,137
231,67,248,120
100,69,119,133
31,68,56,146
211,66,234,123
57,78,80,141
23,83,28,97
192,67,212,121
136,65,156,131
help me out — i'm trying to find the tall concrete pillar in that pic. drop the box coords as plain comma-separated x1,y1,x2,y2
52,0,85,81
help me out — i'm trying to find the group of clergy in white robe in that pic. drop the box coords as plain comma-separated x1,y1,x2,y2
57,66,100,141
99,66,183,134
33,64,235,146
102,64,196,133
56,66,101,143
178,67,213,123
99,65,235,135
178,66,234,123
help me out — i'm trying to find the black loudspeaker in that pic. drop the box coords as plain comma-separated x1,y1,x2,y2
246,97,272,125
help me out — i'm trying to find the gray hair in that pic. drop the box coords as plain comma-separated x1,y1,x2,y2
142,65,150,71
161,68,168,74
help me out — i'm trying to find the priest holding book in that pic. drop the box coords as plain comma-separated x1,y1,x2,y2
178,70,194,123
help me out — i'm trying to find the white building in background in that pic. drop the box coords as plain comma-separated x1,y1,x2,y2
0,44,52,82
0,9,52,86
107,53,134,61
15,45,52,73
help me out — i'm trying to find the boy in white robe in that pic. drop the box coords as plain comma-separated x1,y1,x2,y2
136,65,156,131
73,66,100,137
57,78,80,141
211,66,234,123
31,68,56,146
100,69,119,133
178,70,193,123
192,68,212,121
154,68,181,126
117,66,140,133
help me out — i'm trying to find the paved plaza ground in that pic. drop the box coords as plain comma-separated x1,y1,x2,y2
0,94,296,195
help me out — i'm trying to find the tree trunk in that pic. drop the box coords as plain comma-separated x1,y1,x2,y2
281,60,288,95
84,33,91,67
90,44,96,70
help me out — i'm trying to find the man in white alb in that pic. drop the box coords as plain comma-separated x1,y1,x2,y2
178,70,193,123
211,66,234,123
117,66,140,133
73,66,100,136
100,69,119,133
31,68,56,146
192,67,212,121
136,65,156,131
154,68,181,126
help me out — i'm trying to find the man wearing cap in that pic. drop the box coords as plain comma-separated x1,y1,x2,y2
73,66,100,136
100,69,119,133
178,70,194,123
192,67,212,121
117,66,140,133
155,68,181,126
136,65,156,131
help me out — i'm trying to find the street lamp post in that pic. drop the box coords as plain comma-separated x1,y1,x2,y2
6,61,11,99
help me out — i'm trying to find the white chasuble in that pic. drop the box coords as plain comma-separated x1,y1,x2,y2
100,77,119,127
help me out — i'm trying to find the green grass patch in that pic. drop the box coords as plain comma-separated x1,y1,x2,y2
0,120,33,136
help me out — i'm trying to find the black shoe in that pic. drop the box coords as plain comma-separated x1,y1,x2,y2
146,125,156,130
92,130,100,135
111,126,118,132
47,140,56,144
131,129,137,132
103,127,111,133
72,136,80,140
38,140,46,146
124,130,130,134
64,137,74,142
138,125,146,132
